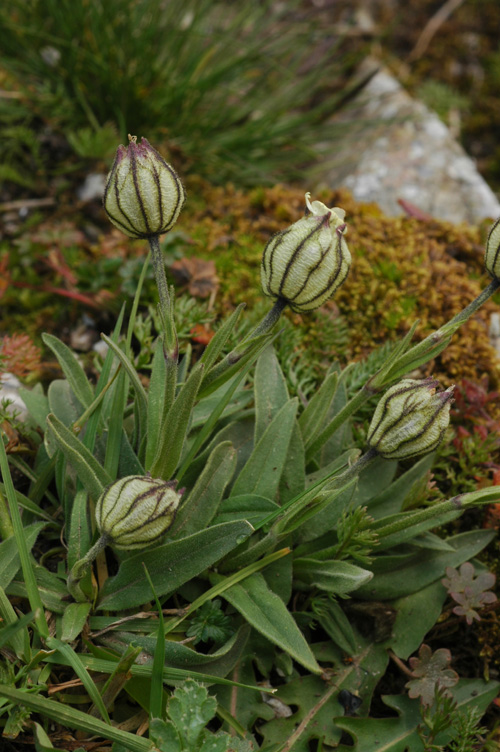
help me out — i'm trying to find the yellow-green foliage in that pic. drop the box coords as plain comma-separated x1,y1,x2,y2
181,180,499,389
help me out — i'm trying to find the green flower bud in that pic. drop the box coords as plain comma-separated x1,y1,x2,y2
95,475,180,550
485,216,500,280
367,378,454,460
261,193,351,312
103,136,185,239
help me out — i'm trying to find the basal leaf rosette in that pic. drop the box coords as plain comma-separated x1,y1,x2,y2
261,192,351,312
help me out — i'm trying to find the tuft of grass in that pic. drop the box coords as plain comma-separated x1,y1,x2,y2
0,0,364,187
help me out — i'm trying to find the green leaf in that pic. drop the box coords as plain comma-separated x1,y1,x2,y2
42,333,94,409
199,303,245,372
254,345,289,443
101,333,148,448
279,421,306,504
0,523,45,590
387,582,447,660
336,680,500,751
103,367,128,477
46,413,112,501
294,558,373,595
199,332,275,398
18,385,49,429
145,337,168,470
231,398,298,500
61,602,92,643
111,624,251,678
313,597,357,655
0,588,31,660
214,494,280,526
260,638,389,751
98,520,254,610
217,572,321,674
32,722,56,751
172,442,237,538
67,488,92,571
167,680,217,749
367,454,435,519
0,685,153,752
47,379,83,433
150,363,205,480
45,637,110,723
299,369,339,448
357,529,496,600
0,481,53,522
373,507,462,551
335,694,424,751
149,719,181,752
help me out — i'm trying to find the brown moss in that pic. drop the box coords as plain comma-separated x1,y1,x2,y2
181,181,499,389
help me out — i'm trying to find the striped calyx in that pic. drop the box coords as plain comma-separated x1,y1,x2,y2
95,475,180,550
261,193,351,312
485,216,500,279
367,378,454,460
103,136,185,239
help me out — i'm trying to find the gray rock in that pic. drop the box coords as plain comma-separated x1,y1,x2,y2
320,66,500,224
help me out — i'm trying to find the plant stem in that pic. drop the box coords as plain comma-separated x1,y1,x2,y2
246,296,288,340
307,279,500,460
305,386,372,461
0,435,48,637
0,488,14,539
381,278,500,381
375,485,500,540
148,234,178,362
67,535,108,603
201,297,287,393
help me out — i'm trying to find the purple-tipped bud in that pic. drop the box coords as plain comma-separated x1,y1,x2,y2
261,193,351,312
103,136,185,239
367,378,454,460
95,475,180,550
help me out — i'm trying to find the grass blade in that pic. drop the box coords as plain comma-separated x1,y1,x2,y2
0,684,153,751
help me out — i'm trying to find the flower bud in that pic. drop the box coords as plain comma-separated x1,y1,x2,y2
103,136,185,239
95,475,180,550
367,378,454,460
485,217,500,280
261,193,351,312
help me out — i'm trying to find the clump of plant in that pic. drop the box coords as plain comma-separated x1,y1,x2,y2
1,138,500,750
0,0,364,192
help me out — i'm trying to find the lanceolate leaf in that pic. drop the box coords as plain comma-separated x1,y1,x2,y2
101,333,148,447
199,303,245,372
254,345,289,443
294,558,373,595
216,572,321,675
231,398,298,500
357,529,496,600
299,369,339,448
172,442,237,538
150,363,205,480
98,520,253,611
42,333,94,409
46,414,111,501
0,523,46,590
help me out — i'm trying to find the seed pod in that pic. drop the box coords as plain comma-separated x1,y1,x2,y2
261,193,351,312
95,475,180,550
103,136,185,239
485,217,500,280
367,378,454,460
